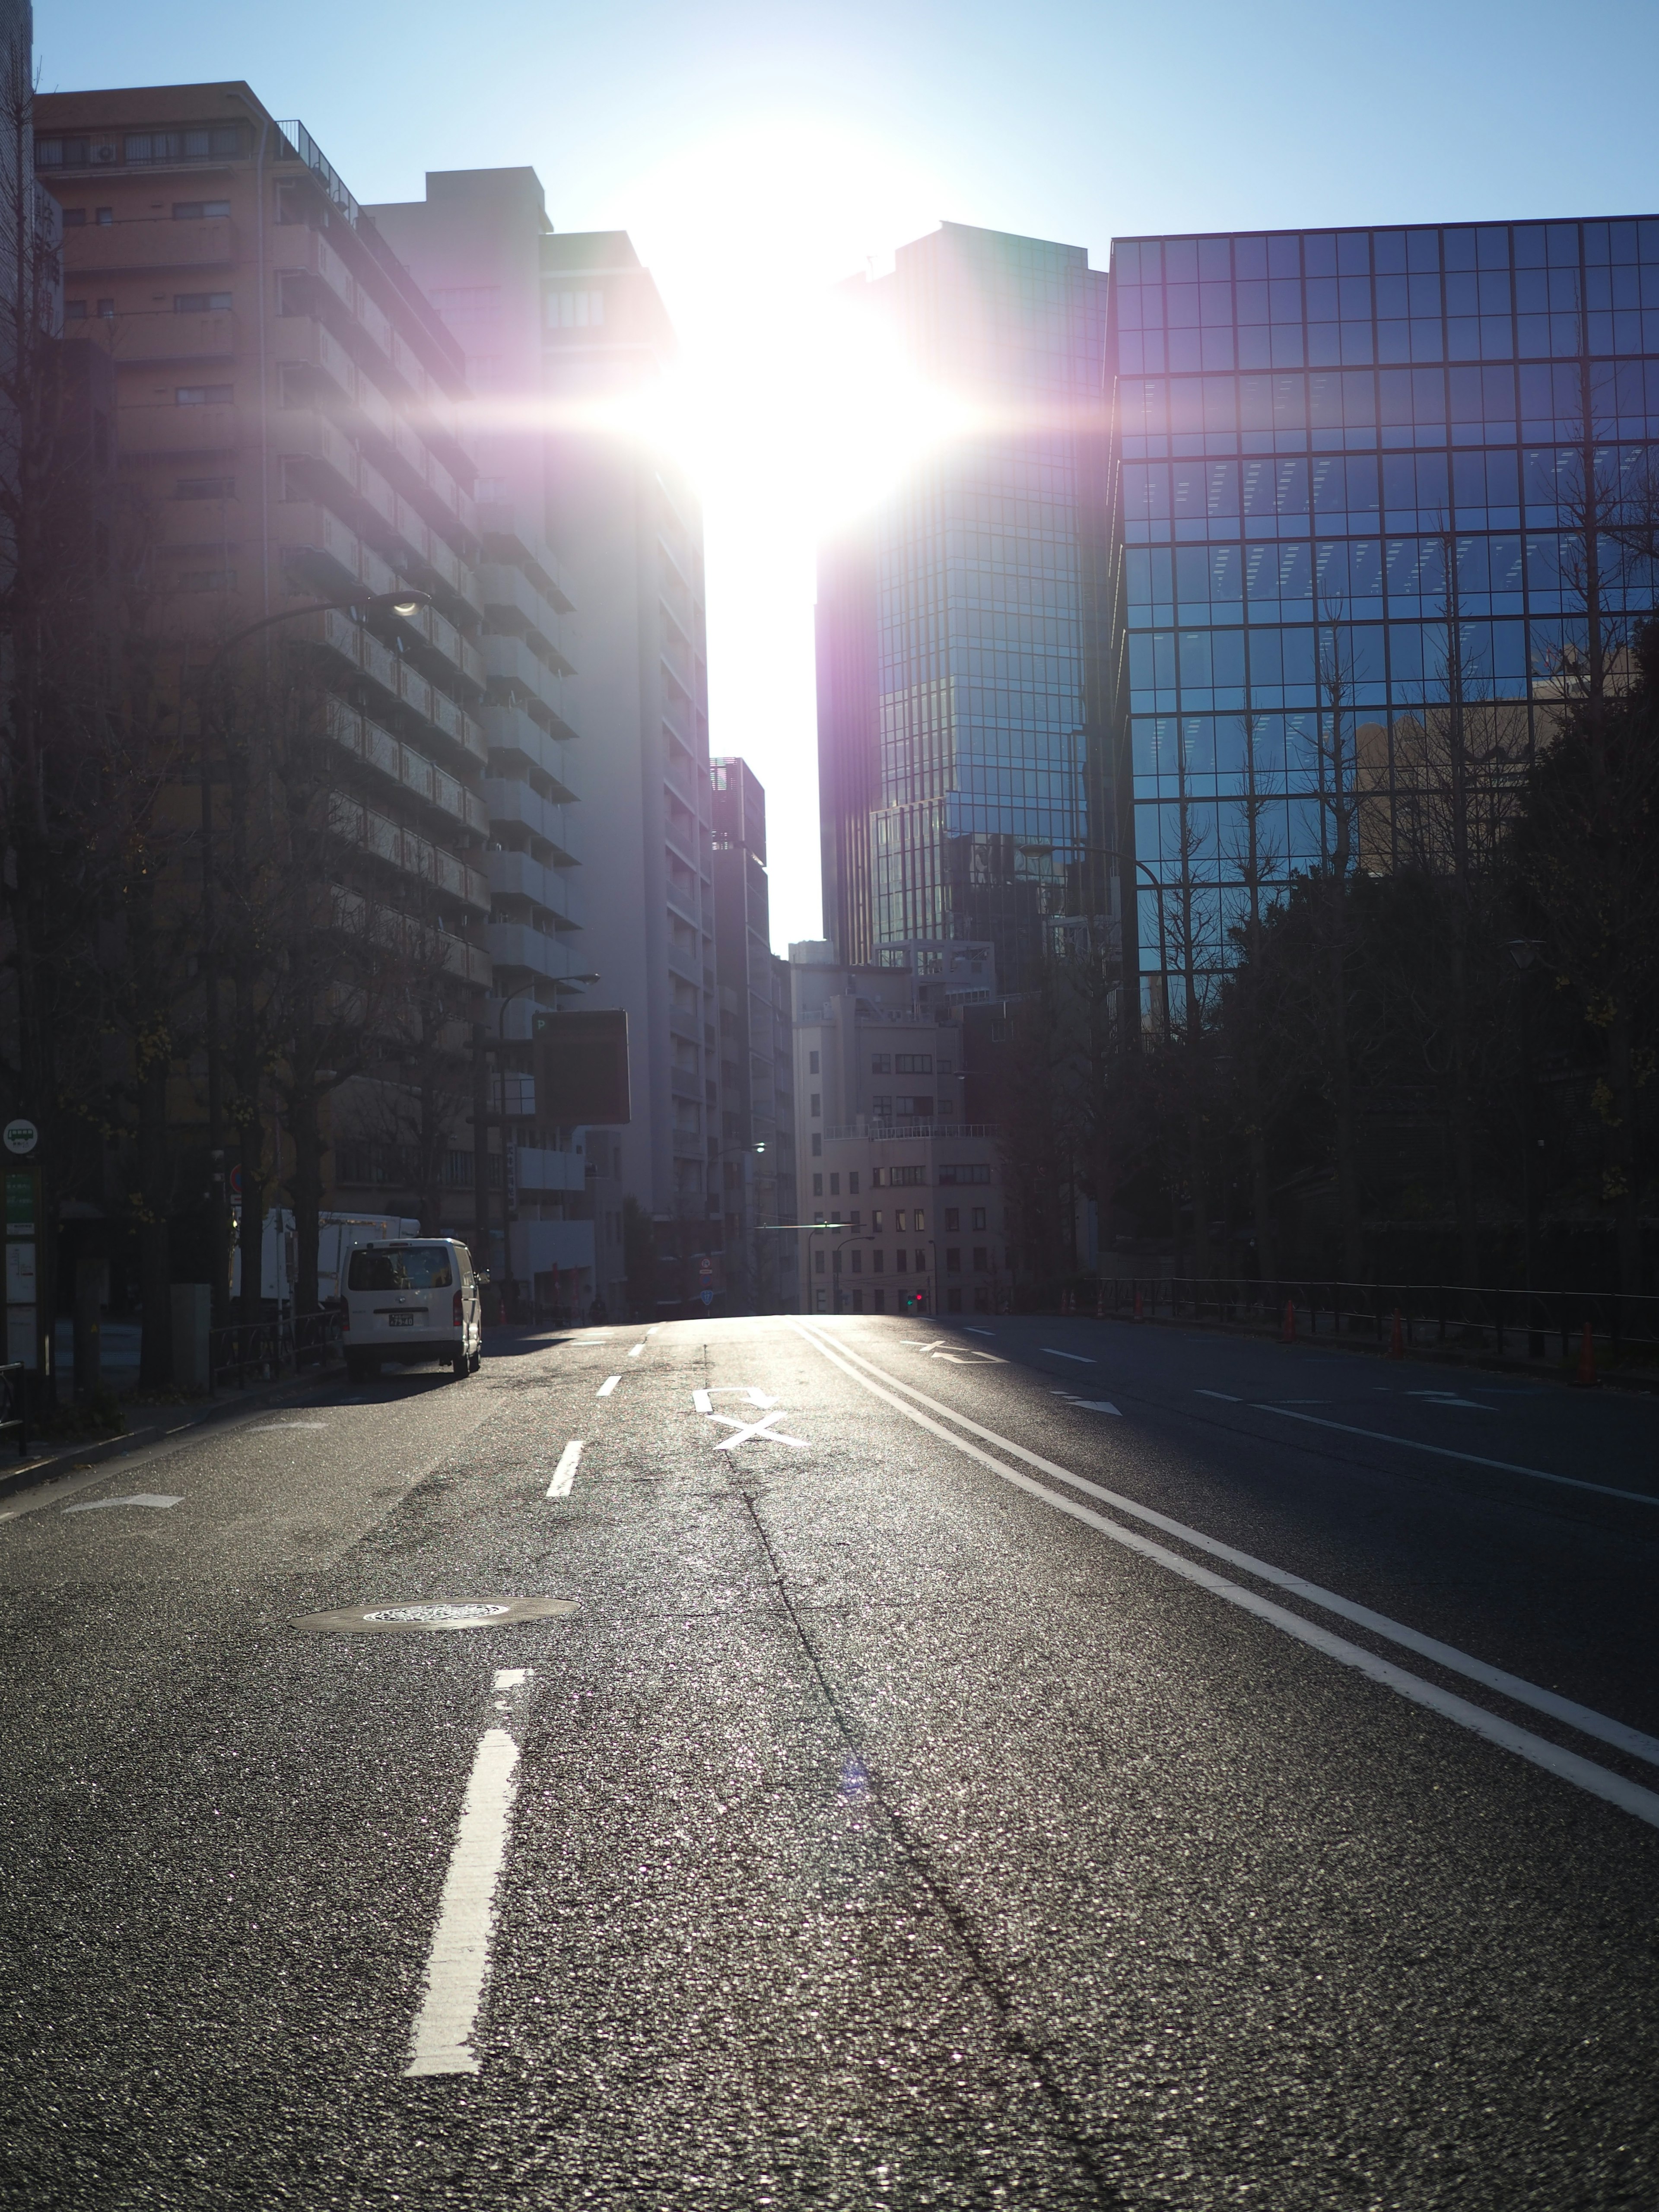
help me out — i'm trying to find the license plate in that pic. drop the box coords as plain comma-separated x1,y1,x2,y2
388,1313,416,1328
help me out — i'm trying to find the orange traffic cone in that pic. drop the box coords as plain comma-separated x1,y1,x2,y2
1282,1298,1296,1343
1575,1320,1596,1388
1389,1308,1405,1360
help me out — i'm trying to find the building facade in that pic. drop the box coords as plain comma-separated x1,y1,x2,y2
366,168,609,1313
541,228,725,1311
1107,216,1659,1004
816,224,1115,990
35,86,498,1252
788,938,1001,1315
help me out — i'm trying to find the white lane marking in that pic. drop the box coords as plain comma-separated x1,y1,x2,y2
546,1440,582,1499
1408,1391,1487,1409
792,1324,1659,1784
627,1342,646,1359
1255,1405,1659,1507
596,1375,620,1397
1195,1390,1240,1402
692,1386,779,1413
404,1672,531,2077
902,1339,950,1351
63,1494,182,1513
1063,1399,1123,1416
709,1408,810,1451
966,1328,996,1337
248,1422,330,1432
1042,1348,1096,1364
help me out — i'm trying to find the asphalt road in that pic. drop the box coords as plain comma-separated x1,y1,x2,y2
3,1311,1657,2209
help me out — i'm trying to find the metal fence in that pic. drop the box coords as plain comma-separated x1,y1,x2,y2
210,1310,343,1390
1077,1276,1659,1369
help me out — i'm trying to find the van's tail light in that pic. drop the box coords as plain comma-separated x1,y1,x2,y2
453,1290,463,1328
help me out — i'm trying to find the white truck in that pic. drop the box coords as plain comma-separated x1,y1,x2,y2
229,1210,423,1309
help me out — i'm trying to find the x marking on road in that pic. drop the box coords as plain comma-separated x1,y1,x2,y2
709,1408,810,1450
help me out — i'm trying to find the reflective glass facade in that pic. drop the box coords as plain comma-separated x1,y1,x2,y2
1107,218,1659,996
818,225,1112,987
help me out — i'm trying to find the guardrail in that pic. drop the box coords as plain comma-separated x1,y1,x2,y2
1075,1276,1659,1368
0,1361,27,1456
210,1310,344,1390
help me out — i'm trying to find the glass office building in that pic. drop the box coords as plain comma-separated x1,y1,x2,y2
1107,217,1659,1001
817,224,1113,987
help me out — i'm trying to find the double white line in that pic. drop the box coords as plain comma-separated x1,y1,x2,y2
790,1321,1659,1832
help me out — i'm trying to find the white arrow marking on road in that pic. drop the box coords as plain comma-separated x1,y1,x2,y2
405,1669,531,2076
901,1339,950,1351
546,1440,582,1498
934,1350,1006,1365
692,1386,779,1413
709,1408,809,1450
63,1494,182,1513
596,1375,620,1397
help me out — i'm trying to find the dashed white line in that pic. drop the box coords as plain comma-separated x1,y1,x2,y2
404,1669,531,2078
62,1493,182,1514
546,1440,582,1498
1042,1348,1096,1364
627,1342,646,1359
1195,1389,1240,1402
596,1375,620,1397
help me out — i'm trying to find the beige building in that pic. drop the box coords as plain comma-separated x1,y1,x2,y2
788,940,1002,1316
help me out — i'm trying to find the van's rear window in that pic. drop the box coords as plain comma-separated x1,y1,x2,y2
348,1245,454,1291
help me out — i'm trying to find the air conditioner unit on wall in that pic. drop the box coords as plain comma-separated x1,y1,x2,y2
94,144,116,162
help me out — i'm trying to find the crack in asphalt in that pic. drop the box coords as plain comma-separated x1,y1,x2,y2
736,1482,1129,2211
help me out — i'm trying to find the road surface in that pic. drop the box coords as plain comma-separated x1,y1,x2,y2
3,1311,1656,2209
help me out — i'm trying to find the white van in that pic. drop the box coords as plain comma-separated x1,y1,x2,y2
231,1210,422,1308
341,1238,482,1382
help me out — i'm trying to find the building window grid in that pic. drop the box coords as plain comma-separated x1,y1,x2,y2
1114,218,1659,975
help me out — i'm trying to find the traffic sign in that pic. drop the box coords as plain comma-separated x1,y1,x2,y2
3,1119,38,1157
229,1164,242,1196
700,1289,714,1306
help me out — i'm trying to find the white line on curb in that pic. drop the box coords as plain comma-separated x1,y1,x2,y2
404,1669,530,2077
546,1440,582,1498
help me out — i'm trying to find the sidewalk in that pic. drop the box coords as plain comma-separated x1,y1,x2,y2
0,1363,346,1506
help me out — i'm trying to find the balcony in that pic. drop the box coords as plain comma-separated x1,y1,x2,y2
64,214,235,276
482,703,576,796
90,308,236,367
477,562,570,658
486,921,578,984
485,632,573,720
116,395,250,458
487,847,580,931
483,777,580,863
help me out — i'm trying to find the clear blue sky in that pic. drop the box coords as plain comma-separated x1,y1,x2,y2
42,0,1659,948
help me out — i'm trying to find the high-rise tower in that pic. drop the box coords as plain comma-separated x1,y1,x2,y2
815,224,1115,988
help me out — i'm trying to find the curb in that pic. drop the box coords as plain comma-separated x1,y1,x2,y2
0,1363,346,1506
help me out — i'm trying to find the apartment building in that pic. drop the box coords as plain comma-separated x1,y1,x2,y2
541,229,724,1310
372,173,721,1312
788,939,1002,1315
35,86,494,1242
367,168,611,1314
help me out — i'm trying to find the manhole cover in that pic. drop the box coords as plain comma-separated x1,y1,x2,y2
292,1596,579,1635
